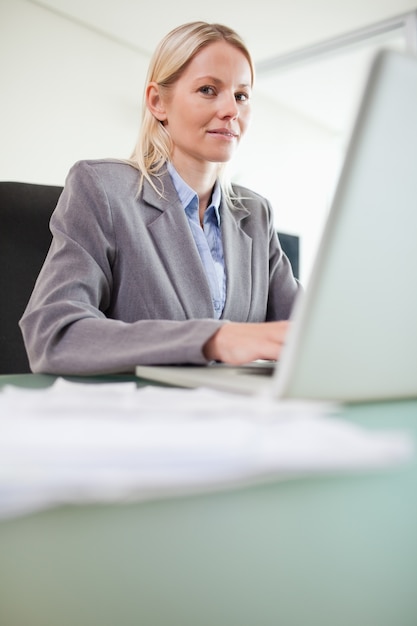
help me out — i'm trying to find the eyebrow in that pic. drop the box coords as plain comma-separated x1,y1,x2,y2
193,75,252,89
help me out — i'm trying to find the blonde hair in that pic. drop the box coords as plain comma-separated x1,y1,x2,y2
129,22,255,200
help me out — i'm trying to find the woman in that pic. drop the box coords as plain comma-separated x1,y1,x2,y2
20,21,300,375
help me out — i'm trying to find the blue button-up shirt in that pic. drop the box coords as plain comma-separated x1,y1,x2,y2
167,163,226,319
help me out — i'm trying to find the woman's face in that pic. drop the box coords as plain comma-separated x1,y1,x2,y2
153,40,252,173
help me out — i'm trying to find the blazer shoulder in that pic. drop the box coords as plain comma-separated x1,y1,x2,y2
230,183,270,206
67,158,138,181
65,159,141,195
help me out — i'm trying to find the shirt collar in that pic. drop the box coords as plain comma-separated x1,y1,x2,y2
167,162,222,225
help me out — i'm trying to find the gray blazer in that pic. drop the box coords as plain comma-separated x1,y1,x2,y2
20,159,300,375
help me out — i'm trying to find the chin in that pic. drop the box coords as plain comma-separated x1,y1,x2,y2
208,150,236,163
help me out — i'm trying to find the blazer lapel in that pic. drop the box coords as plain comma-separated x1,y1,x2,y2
220,198,253,321
142,173,214,318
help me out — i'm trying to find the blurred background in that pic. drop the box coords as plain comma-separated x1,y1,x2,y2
1,0,416,280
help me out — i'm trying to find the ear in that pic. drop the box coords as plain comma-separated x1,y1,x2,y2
146,82,167,122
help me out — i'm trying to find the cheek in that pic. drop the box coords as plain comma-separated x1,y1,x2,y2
239,108,252,134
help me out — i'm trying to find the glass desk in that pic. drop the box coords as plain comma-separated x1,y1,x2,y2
0,374,416,626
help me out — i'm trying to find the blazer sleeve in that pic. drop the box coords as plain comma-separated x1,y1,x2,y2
19,162,224,375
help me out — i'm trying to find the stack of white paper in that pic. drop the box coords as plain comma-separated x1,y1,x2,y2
0,379,413,519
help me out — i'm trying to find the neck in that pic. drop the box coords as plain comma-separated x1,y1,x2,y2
171,157,219,215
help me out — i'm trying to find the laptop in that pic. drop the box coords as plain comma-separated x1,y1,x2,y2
136,50,417,403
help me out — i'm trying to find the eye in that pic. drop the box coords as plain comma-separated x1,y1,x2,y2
199,85,216,96
235,91,250,102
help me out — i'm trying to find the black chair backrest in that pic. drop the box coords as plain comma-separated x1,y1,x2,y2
278,232,300,281
0,181,63,374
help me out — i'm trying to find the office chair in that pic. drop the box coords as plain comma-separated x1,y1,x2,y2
278,232,299,281
0,181,63,374
0,181,300,375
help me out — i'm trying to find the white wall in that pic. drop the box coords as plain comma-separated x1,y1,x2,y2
1,0,342,280
0,0,148,185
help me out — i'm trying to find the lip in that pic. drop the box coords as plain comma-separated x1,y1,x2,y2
207,128,239,139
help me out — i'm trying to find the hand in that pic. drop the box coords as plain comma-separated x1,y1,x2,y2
203,321,291,365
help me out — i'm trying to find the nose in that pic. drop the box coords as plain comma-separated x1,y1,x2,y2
218,92,239,119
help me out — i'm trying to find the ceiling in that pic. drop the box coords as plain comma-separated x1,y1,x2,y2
27,0,417,134
27,0,416,63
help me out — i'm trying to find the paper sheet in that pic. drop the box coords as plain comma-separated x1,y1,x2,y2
0,379,413,519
